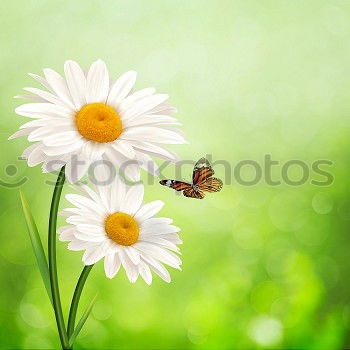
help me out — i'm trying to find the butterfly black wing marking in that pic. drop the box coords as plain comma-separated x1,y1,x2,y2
159,180,191,191
160,179,205,199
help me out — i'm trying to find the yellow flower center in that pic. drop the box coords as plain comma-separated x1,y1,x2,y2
75,103,123,143
105,212,139,246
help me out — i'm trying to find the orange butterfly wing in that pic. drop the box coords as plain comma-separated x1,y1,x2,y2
192,158,215,185
183,188,205,199
198,177,223,192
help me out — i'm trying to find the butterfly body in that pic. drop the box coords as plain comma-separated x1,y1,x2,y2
159,158,223,199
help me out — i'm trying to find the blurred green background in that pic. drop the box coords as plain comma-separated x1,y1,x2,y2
1,0,350,348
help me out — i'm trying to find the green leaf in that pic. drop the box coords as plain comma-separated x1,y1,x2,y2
19,190,52,305
69,295,97,347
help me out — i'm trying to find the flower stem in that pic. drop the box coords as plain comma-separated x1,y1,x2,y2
48,166,70,349
67,265,94,339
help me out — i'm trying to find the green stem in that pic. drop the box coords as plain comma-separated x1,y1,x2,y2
67,265,94,340
48,166,70,349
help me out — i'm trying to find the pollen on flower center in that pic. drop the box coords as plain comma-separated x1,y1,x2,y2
75,103,122,143
105,212,139,246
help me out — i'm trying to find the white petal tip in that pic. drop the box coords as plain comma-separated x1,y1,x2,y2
95,58,105,65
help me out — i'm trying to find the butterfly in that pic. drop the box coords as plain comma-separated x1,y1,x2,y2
159,157,223,199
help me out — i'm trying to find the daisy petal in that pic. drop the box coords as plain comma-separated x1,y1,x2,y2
134,200,164,222
42,141,85,156
23,87,70,108
121,126,186,144
161,233,183,245
141,217,173,226
104,253,121,279
15,94,46,102
122,94,169,122
119,250,139,283
28,125,74,142
111,140,136,159
130,141,180,163
148,102,177,115
110,175,127,212
139,236,180,253
42,131,80,147
15,103,71,119
135,152,159,176
21,143,38,159
104,149,141,182
65,194,105,215
76,224,104,235
86,59,109,103
28,73,52,91
82,142,105,161
118,88,156,112
141,224,181,235
107,71,137,108
68,240,98,251
66,215,101,226
8,128,36,140
58,226,76,241
27,144,46,167
135,242,181,269
119,184,144,215
82,244,106,265
124,246,140,265
64,60,86,109
43,68,75,109
65,158,91,183
92,162,114,211
140,255,171,283
124,114,180,128
138,261,152,285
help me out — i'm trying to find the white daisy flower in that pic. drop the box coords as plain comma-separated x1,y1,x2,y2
10,59,187,183
58,174,182,284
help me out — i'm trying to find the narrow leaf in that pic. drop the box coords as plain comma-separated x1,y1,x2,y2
19,190,52,305
69,295,98,347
